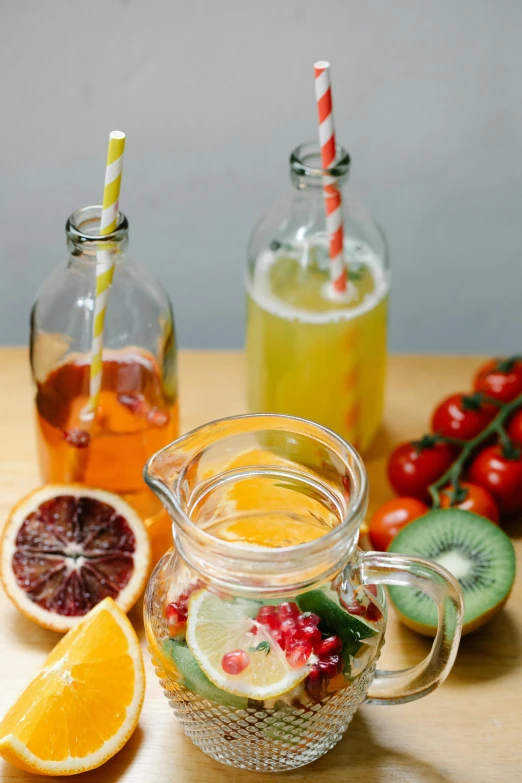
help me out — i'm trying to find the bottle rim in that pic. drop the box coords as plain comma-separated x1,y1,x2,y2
66,205,129,246
290,141,351,180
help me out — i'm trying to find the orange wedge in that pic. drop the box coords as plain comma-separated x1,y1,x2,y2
0,598,145,775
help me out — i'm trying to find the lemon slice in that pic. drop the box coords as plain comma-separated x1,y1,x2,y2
185,591,314,700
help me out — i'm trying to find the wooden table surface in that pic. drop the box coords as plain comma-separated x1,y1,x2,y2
0,349,519,783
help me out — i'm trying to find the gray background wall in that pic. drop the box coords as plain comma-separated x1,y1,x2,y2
1,0,521,352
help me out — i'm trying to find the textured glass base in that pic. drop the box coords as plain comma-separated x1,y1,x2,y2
152,652,378,772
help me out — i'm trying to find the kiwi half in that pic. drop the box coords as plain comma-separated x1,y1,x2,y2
388,508,516,636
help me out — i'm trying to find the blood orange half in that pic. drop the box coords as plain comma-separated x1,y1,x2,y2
0,485,150,632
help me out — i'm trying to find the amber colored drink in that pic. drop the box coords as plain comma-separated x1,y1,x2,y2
35,351,179,519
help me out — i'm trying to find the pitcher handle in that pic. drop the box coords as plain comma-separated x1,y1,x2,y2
354,550,464,705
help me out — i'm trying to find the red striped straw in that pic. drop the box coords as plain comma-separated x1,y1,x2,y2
314,61,347,294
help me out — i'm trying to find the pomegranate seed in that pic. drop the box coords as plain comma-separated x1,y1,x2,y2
345,600,365,616
118,393,146,414
280,620,299,648
256,605,276,620
250,624,258,635
166,602,181,623
286,640,313,669
178,592,189,603
297,625,322,651
271,629,286,649
307,665,323,685
277,602,299,620
147,407,169,427
318,655,340,679
366,584,378,597
166,602,187,637
297,612,320,627
365,602,382,622
221,649,250,675
62,428,91,449
317,635,343,658
118,393,169,427
256,605,279,629
280,618,296,634
258,615,279,630
305,664,325,699
166,601,187,621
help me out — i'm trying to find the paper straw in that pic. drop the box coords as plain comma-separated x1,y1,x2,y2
83,131,126,420
314,61,347,294
314,62,359,445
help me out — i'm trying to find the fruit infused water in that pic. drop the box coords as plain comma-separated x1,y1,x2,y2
246,237,388,451
35,349,178,518
144,415,463,772
158,518,385,707
245,141,389,451
30,204,178,520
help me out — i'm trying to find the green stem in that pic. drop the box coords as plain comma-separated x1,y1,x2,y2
429,392,522,507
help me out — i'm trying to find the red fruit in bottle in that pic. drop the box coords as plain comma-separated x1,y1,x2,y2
286,640,313,669
277,602,299,620
317,635,343,657
221,649,250,675
62,427,91,449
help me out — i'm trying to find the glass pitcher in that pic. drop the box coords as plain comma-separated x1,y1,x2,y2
30,205,179,520
245,142,389,452
144,414,463,772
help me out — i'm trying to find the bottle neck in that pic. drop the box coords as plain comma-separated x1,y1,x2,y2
66,205,129,257
289,141,350,191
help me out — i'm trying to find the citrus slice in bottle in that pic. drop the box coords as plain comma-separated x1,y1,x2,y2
0,485,150,632
0,597,145,776
185,590,315,700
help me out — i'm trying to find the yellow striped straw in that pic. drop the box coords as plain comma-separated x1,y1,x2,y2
83,130,126,420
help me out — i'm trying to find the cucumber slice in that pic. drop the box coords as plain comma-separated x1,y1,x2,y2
163,638,248,709
296,589,377,660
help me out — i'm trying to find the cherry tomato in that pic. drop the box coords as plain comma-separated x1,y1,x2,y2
507,409,522,444
474,357,522,403
369,497,429,551
431,393,495,441
387,438,455,502
439,481,499,524
468,444,522,513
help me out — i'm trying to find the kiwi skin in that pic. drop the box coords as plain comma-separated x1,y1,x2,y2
387,508,516,637
392,593,513,638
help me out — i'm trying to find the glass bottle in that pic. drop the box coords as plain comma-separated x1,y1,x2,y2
30,205,178,520
144,414,463,772
245,142,389,452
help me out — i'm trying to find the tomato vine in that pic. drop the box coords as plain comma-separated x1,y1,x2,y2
429,392,522,507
